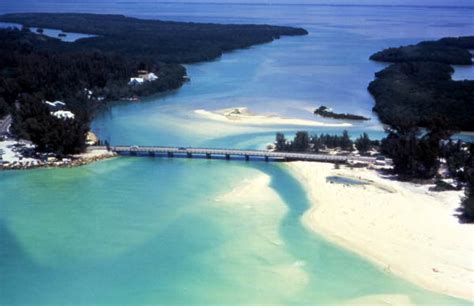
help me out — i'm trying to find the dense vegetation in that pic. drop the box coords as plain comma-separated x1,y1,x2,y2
368,62,474,131
0,13,308,63
368,36,474,131
274,131,378,153
0,13,307,154
370,36,474,65
368,36,474,220
314,106,370,121
380,119,452,180
12,95,89,154
0,28,185,154
460,145,474,222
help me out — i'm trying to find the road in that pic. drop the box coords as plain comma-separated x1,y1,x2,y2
0,115,12,136
100,145,381,164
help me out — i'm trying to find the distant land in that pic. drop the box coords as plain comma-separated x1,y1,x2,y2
0,13,308,154
368,36,474,131
0,13,308,63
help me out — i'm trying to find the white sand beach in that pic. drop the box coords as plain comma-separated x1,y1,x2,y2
194,107,352,127
286,162,474,301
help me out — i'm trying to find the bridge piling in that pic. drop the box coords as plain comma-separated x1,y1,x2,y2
167,152,174,158
245,155,250,161
206,153,211,159
225,154,230,160
187,152,192,158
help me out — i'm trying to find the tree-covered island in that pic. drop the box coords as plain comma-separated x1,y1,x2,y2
314,106,370,121
0,13,308,154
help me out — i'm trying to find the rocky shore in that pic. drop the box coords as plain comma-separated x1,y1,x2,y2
0,146,117,171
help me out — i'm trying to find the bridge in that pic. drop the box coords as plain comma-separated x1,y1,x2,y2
98,145,380,164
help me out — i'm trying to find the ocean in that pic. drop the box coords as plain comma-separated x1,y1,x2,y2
0,2,473,304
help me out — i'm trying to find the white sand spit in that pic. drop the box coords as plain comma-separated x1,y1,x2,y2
286,162,474,301
195,107,352,127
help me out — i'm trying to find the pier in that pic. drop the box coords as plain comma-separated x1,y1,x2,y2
96,145,379,164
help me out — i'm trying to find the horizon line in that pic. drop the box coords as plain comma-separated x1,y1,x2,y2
116,1,474,9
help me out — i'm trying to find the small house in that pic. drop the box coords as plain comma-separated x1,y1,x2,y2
128,77,144,86
51,110,75,120
139,72,159,82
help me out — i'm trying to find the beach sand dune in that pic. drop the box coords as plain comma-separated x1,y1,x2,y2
195,107,351,127
287,162,474,301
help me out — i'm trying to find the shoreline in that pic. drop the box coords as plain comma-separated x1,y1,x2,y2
0,146,117,171
285,161,474,301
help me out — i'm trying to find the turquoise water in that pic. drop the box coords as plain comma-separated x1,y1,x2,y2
1,2,474,305
0,159,471,305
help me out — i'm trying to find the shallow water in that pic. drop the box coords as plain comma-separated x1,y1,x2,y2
1,159,471,305
1,2,474,305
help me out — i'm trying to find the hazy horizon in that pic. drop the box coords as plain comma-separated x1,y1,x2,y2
6,0,474,8
121,0,474,7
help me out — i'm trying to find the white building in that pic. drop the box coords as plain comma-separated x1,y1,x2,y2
140,72,158,82
45,100,66,108
128,77,145,86
128,72,159,86
51,110,75,120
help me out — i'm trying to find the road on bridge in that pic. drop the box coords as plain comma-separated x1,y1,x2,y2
103,145,380,164
0,115,12,136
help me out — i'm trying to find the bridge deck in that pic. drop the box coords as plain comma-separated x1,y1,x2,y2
99,145,378,164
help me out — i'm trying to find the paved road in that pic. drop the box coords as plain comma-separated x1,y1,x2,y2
0,115,12,135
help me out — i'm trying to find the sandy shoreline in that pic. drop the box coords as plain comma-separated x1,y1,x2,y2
286,161,474,301
195,107,352,127
0,145,117,170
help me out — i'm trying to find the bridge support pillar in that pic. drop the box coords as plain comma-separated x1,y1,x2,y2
167,152,174,158
265,156,269,162
149,151,155,157
206,153,211,159
245,155,250,161
130,151,137,156
187,152,192,158
225,154,230,160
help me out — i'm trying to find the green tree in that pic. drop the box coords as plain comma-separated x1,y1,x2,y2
460,144,474,222
340,130,353,151
381,119,452,180
292,131,310,152
275,132,287,151
442,140,468,180
0,97,8,117
355,132,372,153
